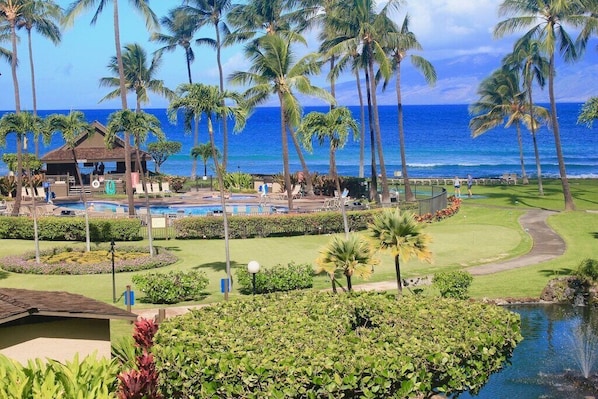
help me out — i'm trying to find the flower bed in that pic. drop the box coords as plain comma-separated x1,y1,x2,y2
0,245,178,275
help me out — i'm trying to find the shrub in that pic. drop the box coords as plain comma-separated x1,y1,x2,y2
132,270,209,304
235,262,314,294
576,258,598,282
153,292,522,398
433,271,474,299
0,245,177,275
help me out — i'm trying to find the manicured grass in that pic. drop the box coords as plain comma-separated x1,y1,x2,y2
1,178,597,340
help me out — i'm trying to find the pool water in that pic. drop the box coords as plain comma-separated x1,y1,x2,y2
57,201,281,216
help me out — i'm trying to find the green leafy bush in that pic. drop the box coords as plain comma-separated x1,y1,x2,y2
235,262,314,294
433,271,474,299
0,216,142,241
0,354,119,398
132,270,209,304
153,292,522,398
576,258,598,282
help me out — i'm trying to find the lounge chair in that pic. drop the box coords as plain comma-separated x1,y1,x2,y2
151,183,161,196
161,182,171,193
21,187,32,200
135,183,144,196
34,187,46,201
280,185,302,200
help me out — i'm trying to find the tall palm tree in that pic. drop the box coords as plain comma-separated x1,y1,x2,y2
469,68,548,185
99,42,175,113
151,7,199,85
384,15,436,202
230,35,333,209
297,106,358,236
503,38,550,193
181,0,233,169
151,6,201,179
46,111,94,251
63,0,159,217
493,0,597,211
17,0,62,157
367,208,432,295
191,142,219,177
106,109,164,257
578,97,598,126
316,233,377,292
168,83,247,301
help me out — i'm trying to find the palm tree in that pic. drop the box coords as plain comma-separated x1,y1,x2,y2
151,7,199,85
503,38,550,194
297,106,358,236
493,0,597,211
316,233,377,292
469,68,548,186
106,109,164,257
46,111,94,251
367,208,432,294
63,0,159,217
229,34,333,210
578,97,598,126
181,0,233,169
168,83,247,301
99,42,175,113
191,142,219,177
384,15,436,202
17,0,62,157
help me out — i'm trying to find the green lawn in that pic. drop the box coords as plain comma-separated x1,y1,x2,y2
1,179,597,339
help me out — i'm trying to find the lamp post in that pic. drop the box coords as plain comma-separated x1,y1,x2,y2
110,239,116,303
247,260,260,295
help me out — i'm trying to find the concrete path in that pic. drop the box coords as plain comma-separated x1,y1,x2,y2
135,209,566,320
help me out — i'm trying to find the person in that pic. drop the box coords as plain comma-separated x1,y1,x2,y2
453,176,461,198
88,203,95,211
98,162,105,175
467,174,473,198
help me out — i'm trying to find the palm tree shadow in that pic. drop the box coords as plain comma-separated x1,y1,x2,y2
539,268,575,277
162,246,182,252
0,270,9,280
591,232,598,239
193,260,243,273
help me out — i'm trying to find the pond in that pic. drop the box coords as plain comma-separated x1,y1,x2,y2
459,304,598,399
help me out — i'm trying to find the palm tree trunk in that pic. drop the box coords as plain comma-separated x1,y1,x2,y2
364,68,378,202
345,273,352,292
191,116,199,180
395,64,414,201
515,122,528,185
12,135,23,216
368,60,390,203
216,24,229,170
27,29,40,157
287,124,314,197
186,49,193,84
330,273,337,293
527,83,543,195
10,19,22,216
355,69,365,178
548,56,575,210
208,116,232,300
113,0,135,217
135,146,154,257
278,95,293,210
394,254,402,294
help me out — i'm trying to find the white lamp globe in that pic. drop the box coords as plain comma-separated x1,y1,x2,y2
247,260,260,274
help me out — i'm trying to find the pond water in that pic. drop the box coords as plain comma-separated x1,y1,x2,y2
459,304,598,399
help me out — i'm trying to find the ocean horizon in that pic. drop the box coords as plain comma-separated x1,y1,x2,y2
1,103,596,180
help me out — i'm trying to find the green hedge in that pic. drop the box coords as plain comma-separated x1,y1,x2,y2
153,291,522,398
132,270,210,304
235,262,314,294
173,210,377,239
0,216,142,241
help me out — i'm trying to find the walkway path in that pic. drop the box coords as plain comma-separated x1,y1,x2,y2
135,209,566,320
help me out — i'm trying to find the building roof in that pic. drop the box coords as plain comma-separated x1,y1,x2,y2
0,288,137,325
40,121,150,164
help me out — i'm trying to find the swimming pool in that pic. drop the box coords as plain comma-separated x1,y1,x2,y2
57,201,284,216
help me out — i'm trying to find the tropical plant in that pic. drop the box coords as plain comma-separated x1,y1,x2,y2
384,14,436,202
578,97,598,127
433,271,474,299
191,142,218,177
63,0,159,218
16,0,62,156
168,83,247,300
316,233,377,292
106,109,165,258
229,34,333,209
493,0,598,211
503,38,550,194
297,106,358,236
47,111,94,251
146,140,182,173
367,208,432,294
0,0,24,114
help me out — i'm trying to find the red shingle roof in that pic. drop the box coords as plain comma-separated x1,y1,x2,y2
0,288,137,324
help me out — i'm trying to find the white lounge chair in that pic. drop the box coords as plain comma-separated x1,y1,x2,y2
21,187,32,200
135,183,144,196
35,187,46,200
151,183,161,195
161,182,171,193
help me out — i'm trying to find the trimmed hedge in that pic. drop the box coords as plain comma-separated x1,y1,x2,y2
235,262,314,294
132,270,209,304
0,216,142,241
153,291,522,398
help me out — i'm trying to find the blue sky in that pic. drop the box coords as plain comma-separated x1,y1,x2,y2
1,0,597,111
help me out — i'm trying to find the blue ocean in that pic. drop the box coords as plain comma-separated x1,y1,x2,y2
1,103,596,179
